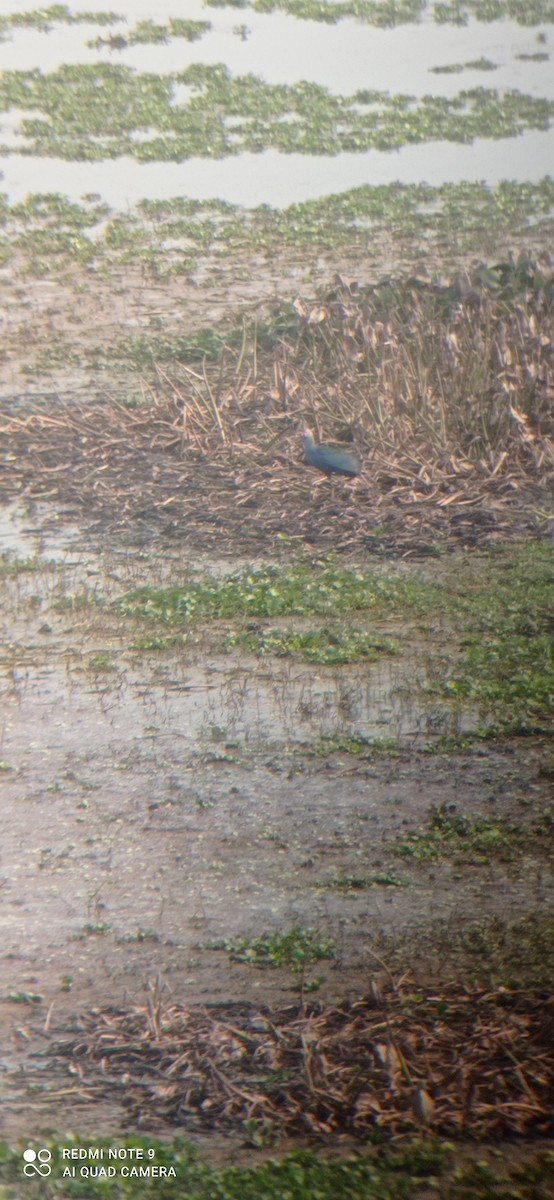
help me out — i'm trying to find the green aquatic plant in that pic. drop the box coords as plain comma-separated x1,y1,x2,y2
88,16,211,48
201,926,337,970
204,0,554,26
2,180,554,281
116,559,435,625
225,625,398,664
115,543,554,732
1,62,553,163
433,0,554,24
392,803,541,864
1,5,121,32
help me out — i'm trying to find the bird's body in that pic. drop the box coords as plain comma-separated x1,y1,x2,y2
302,431,361,479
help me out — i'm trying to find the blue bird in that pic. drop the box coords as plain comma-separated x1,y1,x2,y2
302,429,361,479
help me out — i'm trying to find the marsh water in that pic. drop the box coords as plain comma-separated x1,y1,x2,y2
0,0,552,207
1,0,553,1167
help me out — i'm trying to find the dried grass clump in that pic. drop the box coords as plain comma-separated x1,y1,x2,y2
53,979,554,1140
2,260,552,552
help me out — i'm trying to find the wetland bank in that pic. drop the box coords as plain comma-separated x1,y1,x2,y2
1,2,554,1197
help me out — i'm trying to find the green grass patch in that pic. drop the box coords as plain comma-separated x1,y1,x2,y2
200,927,337,971
304,734,401,757
115,542,553,731
115,559,433,625
128,632,191,652
87,651,117,672
393,801,552,864
315,871,409,891
1,990,42,1004
452,911,554,987
380,911,554,989
0,1134,553,1198
69,922,111,940
0,551,42,577
430,541,554,732
225,625,398,664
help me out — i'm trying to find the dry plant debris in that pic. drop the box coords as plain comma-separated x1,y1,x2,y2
2,264,553,553
52,982,554,1140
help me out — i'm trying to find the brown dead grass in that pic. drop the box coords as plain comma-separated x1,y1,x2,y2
2,262,553,553
52,979,554,1141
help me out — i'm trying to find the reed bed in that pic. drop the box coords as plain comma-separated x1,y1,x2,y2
2,260,552,553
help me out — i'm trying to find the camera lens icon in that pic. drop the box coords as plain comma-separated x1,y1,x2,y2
23,1148,52,1177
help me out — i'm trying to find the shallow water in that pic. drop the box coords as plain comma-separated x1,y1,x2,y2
0,1,551,206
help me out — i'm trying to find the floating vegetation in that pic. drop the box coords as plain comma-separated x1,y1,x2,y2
433,0,554,24
115,561,431,625
224,625,398,663
0,0,551,44
203,0,428,25
204,0,554,27
430,56,498,72
114,544,553,729
1,179,554,282
1,63,553,163
0,4,121,34
87,16,211,50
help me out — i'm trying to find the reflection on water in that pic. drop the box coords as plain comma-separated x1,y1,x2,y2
1,647,474,778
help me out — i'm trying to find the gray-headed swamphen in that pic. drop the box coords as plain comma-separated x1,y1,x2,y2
302,430,361,479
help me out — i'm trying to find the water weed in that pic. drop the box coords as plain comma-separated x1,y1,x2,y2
1,63,552,163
